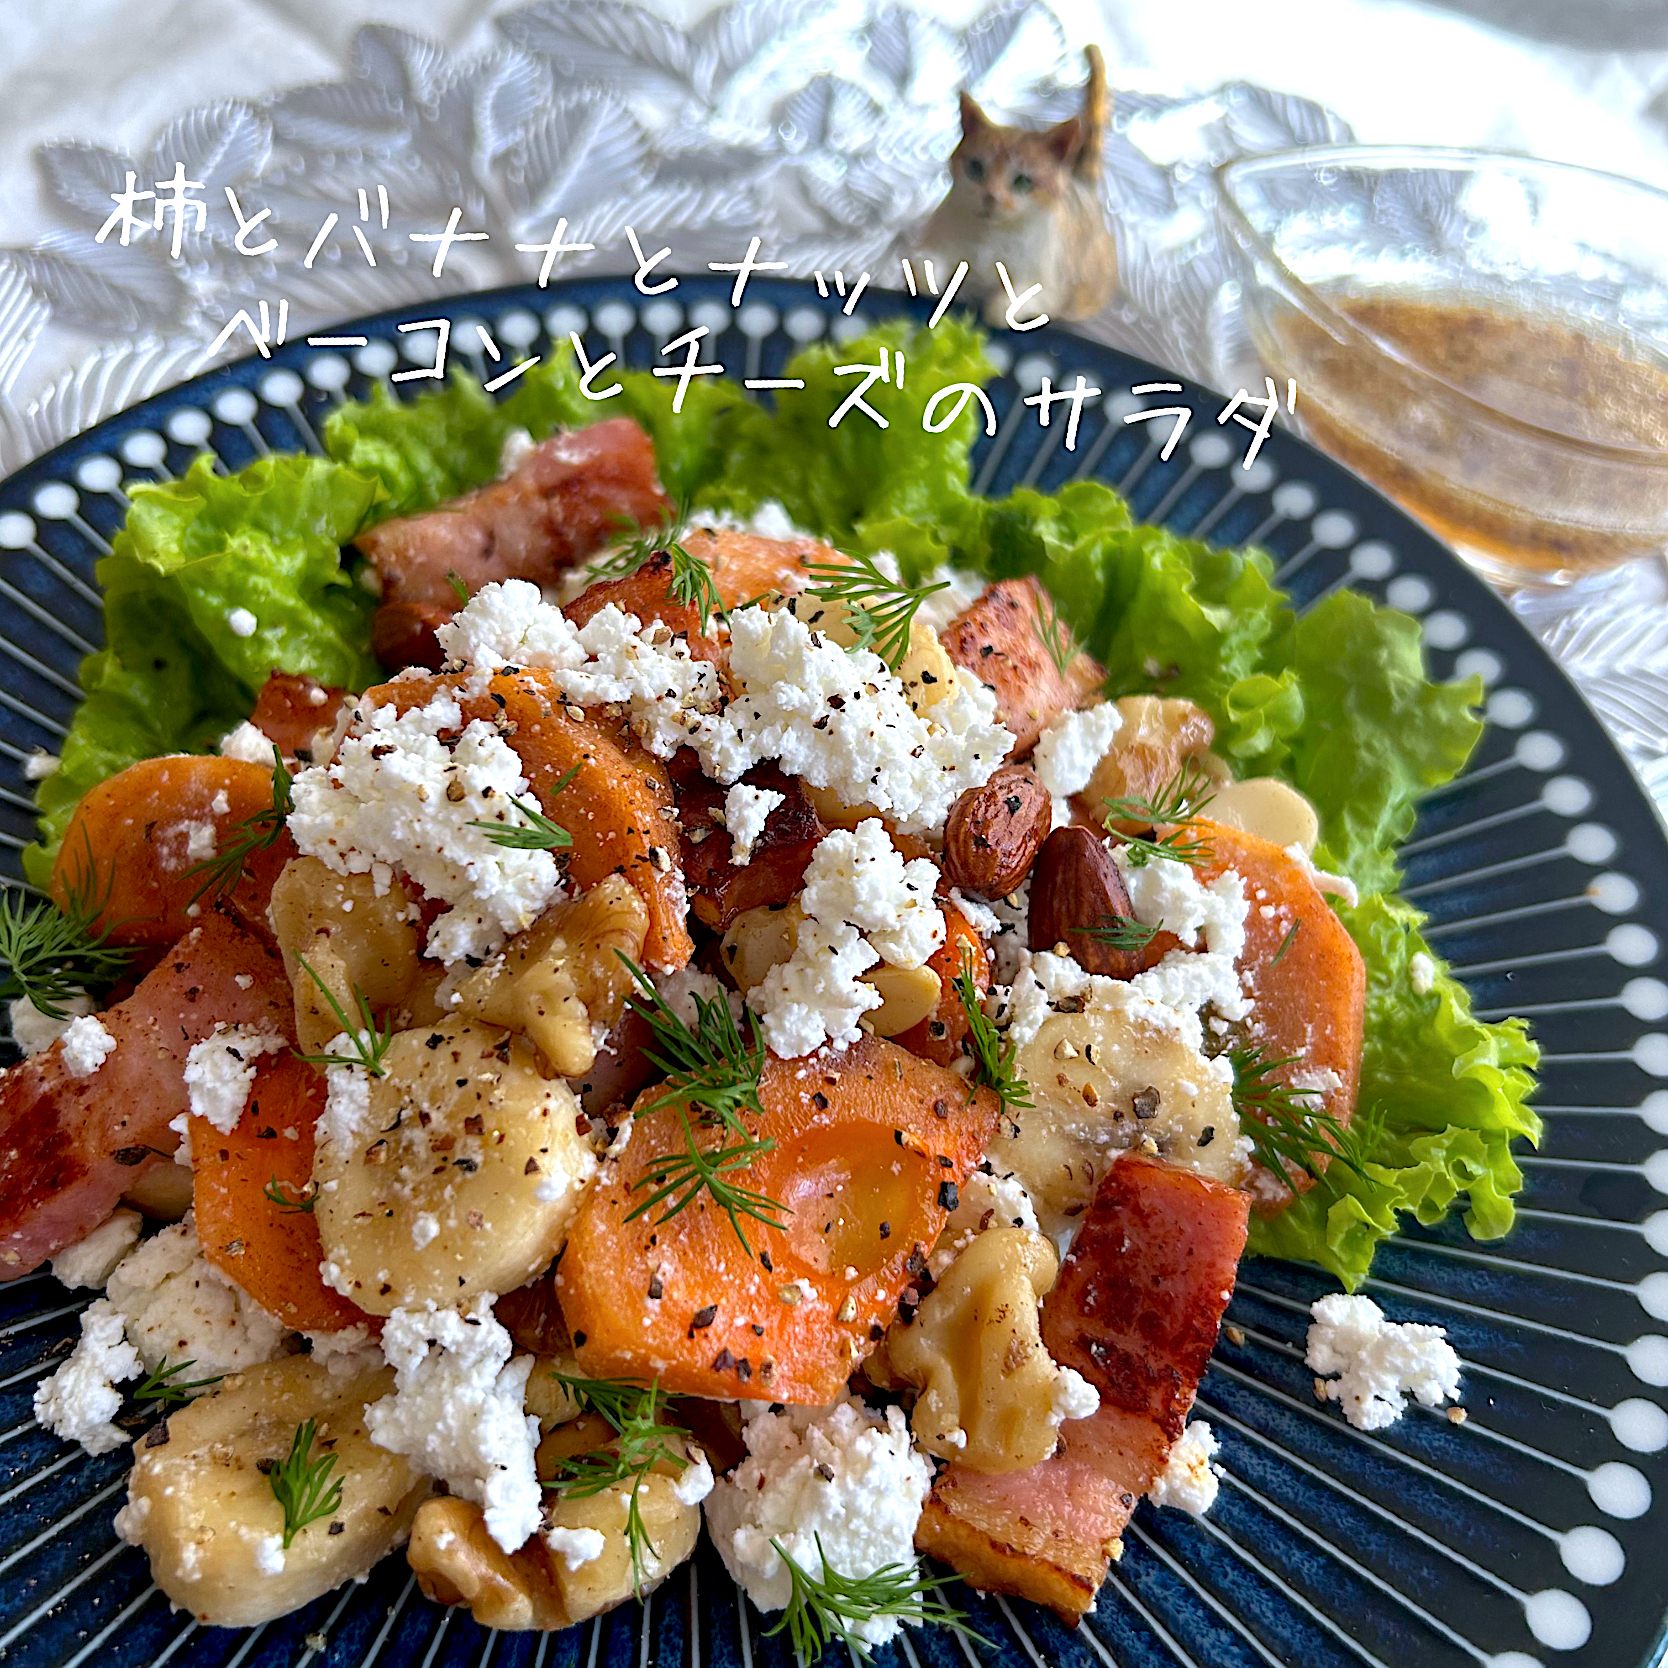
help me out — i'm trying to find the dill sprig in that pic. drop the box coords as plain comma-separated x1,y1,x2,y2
291,958,395,1077
0,861,133,1020
1102,758,1218,869
1076,913,1163,954
803,550,949,672
544,1372,690,1593
588,498,722,633
186,745,293,903
765,1534,983,1665
133,1357,224,1409
951,955,1032,1118
1230,1042,1381,1193
1270,919,1301,965
468,785,576,850
1032,592,1081,677
267,1418,344,1549
618,956,786,1252
264,1177,317,1213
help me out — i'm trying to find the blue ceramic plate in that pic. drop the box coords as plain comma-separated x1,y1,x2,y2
0,276,1665,1668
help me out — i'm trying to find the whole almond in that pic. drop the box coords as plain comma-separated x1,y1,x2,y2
942,764,1052,899
1028,825,1148,978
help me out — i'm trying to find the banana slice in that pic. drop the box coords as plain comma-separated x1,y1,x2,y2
313,1020,596,1314
269,857,422,1052
999,1006,1245,1238
117,1356,425,1627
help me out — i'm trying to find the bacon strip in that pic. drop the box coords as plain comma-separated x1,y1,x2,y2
915,1153,1249,1622
940,577,1106,757
0,910,293,1280
355,418,670,608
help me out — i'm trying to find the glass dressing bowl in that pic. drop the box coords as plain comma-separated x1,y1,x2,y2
1213,144,1668,589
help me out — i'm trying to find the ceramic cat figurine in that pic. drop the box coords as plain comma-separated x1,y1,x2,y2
920,46,1117,325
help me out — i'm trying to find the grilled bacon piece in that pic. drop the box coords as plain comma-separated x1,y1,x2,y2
354,418,670,608
940,576,1106,757
677,766,825,932
247,671,347,759
0,910,293,1280
915,1153,1249,1622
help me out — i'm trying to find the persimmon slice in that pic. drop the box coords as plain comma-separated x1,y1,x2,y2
191,1052,368,1333
558,1033,999,1403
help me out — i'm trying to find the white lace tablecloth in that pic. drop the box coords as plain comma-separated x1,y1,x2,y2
1,0,1666,813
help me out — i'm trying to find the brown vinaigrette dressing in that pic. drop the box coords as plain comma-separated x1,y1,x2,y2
1260,290,1668,577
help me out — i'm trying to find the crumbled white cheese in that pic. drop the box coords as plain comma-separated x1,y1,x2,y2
303,1324,386,1378
227,607,258,638
317,1055,373,1150
1306,1294,1461,1431
22,750,60,781
724,784,784,866
929,1167,1040,1278
1409,951,1436,996
411,1213,440,1250
246,1529,286,1574
985,880,1031,985
105,1215,286,1380
674,1448,715,1506
437,574,1010,837
184,820,217,863
696,605,1012,835
545,1523,606,1570
651,966,742,1030
113,1492,151,1543
219,720,276,764
999,845,1251,1050
749,821,944,1057
1050,1366,1101,1425
948,888,1001,939
365,1297,542,1554
60,1014,116,1078
750,914,879,1059
1033,703,1123,827
8,991,91,1056
33,1298,142,1454
804,820,943,969
435,582,726,756
706,1400,932,1648
1148,1421,1220,1515
181,1025,286,1134
288,687,564,965
50,1208,143,1289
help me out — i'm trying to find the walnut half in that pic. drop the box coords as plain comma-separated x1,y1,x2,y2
449,876,649,1077
882,1227,1065,1473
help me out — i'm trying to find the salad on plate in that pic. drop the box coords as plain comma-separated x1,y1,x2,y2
0,318,1538,1649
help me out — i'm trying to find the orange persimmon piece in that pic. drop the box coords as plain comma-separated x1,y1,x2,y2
678,526,834,605
563,551,724,666
559,1034,999,1403
191,1053,368,1333
361,669,692,972
894,906,989,1067
52,755,294,948
1080,815,1365,1186
1196,819,1365,1202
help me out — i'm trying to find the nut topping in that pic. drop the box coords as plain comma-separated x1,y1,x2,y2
941,763,1051,899
1027,825,1150,978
